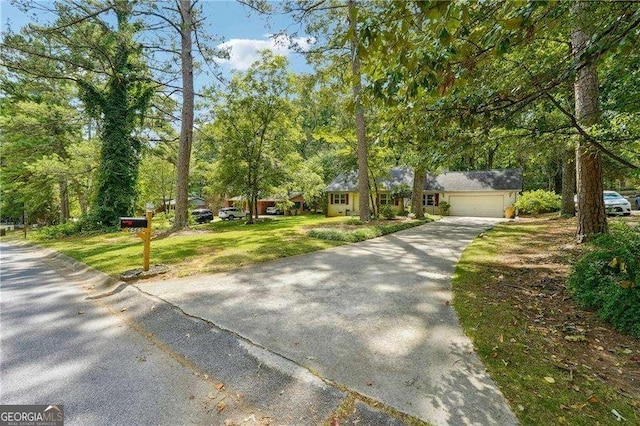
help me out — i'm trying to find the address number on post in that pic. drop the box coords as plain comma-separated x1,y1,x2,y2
120,217,148,229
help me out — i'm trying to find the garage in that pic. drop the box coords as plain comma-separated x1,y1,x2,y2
448,194,506,217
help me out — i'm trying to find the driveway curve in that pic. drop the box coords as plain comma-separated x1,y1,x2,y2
137,217,518,425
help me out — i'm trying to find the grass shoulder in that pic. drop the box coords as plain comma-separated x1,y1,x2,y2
453,216,639,425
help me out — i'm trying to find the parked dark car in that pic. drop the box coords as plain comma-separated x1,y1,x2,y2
191,208,214,223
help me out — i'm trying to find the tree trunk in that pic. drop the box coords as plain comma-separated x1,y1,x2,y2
76,184,88,215
560,146,576,217
59,178,69,223
486,141,499,170
254,194,259,221
246,193,256,224
348,0,370,221
369,179,378,218
553,161,563,194
412,168,425,220
572,1,607,242
173,0,195,229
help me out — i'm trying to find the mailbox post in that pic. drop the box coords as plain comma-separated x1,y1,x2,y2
120,203,153,271
142,208,153,271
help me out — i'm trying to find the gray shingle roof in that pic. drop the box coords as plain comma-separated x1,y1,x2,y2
424,169,523,191
326,167,523,192
325,167,414,192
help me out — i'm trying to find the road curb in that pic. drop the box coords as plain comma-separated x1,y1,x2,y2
4,240,124,295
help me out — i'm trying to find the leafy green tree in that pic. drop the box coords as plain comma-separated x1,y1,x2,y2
359,0,639,240
277,0,376,219
0,97,81,224
3,1,155,227
137,153,177,213
27,138,100,220
77,3,154,227
202,52,301,223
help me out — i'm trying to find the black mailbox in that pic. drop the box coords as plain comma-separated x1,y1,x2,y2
120,217,148,229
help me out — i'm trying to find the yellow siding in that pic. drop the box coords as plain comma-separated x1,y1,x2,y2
327,192,358,217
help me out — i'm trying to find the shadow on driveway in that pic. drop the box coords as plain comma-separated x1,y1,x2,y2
137,217,518,425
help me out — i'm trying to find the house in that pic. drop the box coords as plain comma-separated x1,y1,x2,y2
224,192,305,215
159,195,208,213
326,168,413,217
326,167,523,218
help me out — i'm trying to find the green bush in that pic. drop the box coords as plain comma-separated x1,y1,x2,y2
308,228,375,242
568,222,640,337
308,219,430,243
438,201,450,216
379,204,395,220
38,221,82,239
36,214,122,239
150,212,173,231
514,190,561,215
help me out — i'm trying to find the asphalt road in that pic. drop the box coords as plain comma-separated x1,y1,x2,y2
0,243,231,425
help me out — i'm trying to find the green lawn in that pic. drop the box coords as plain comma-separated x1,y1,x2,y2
21,215,350,277
453,217,639,425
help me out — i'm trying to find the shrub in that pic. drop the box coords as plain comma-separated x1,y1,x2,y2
308,219,430,243
568,222,640,337
438,201,450,216
38,221,82,239
150,212,173,231
36,213,122,239
379,204,395,220
514,190,561,215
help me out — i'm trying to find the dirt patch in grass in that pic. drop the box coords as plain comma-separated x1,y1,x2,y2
454,216,639,425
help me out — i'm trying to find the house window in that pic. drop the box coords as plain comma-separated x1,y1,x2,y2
423,194,439,206
379,193,391,205
331,193,349,204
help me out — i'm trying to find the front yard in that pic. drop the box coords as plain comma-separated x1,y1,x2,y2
13,214,428,279
5,212,637,424
453,216,639,425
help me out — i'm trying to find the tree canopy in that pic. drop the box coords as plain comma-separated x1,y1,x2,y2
1,0,639,240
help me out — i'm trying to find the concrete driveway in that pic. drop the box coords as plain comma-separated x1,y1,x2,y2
137,217,517,425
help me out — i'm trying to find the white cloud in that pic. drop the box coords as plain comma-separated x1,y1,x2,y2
216,34,315,71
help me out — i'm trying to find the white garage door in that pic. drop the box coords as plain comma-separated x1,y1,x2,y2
448,195,505,217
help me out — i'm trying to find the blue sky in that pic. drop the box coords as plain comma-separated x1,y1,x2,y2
199,1,313,73
0,0,314,75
